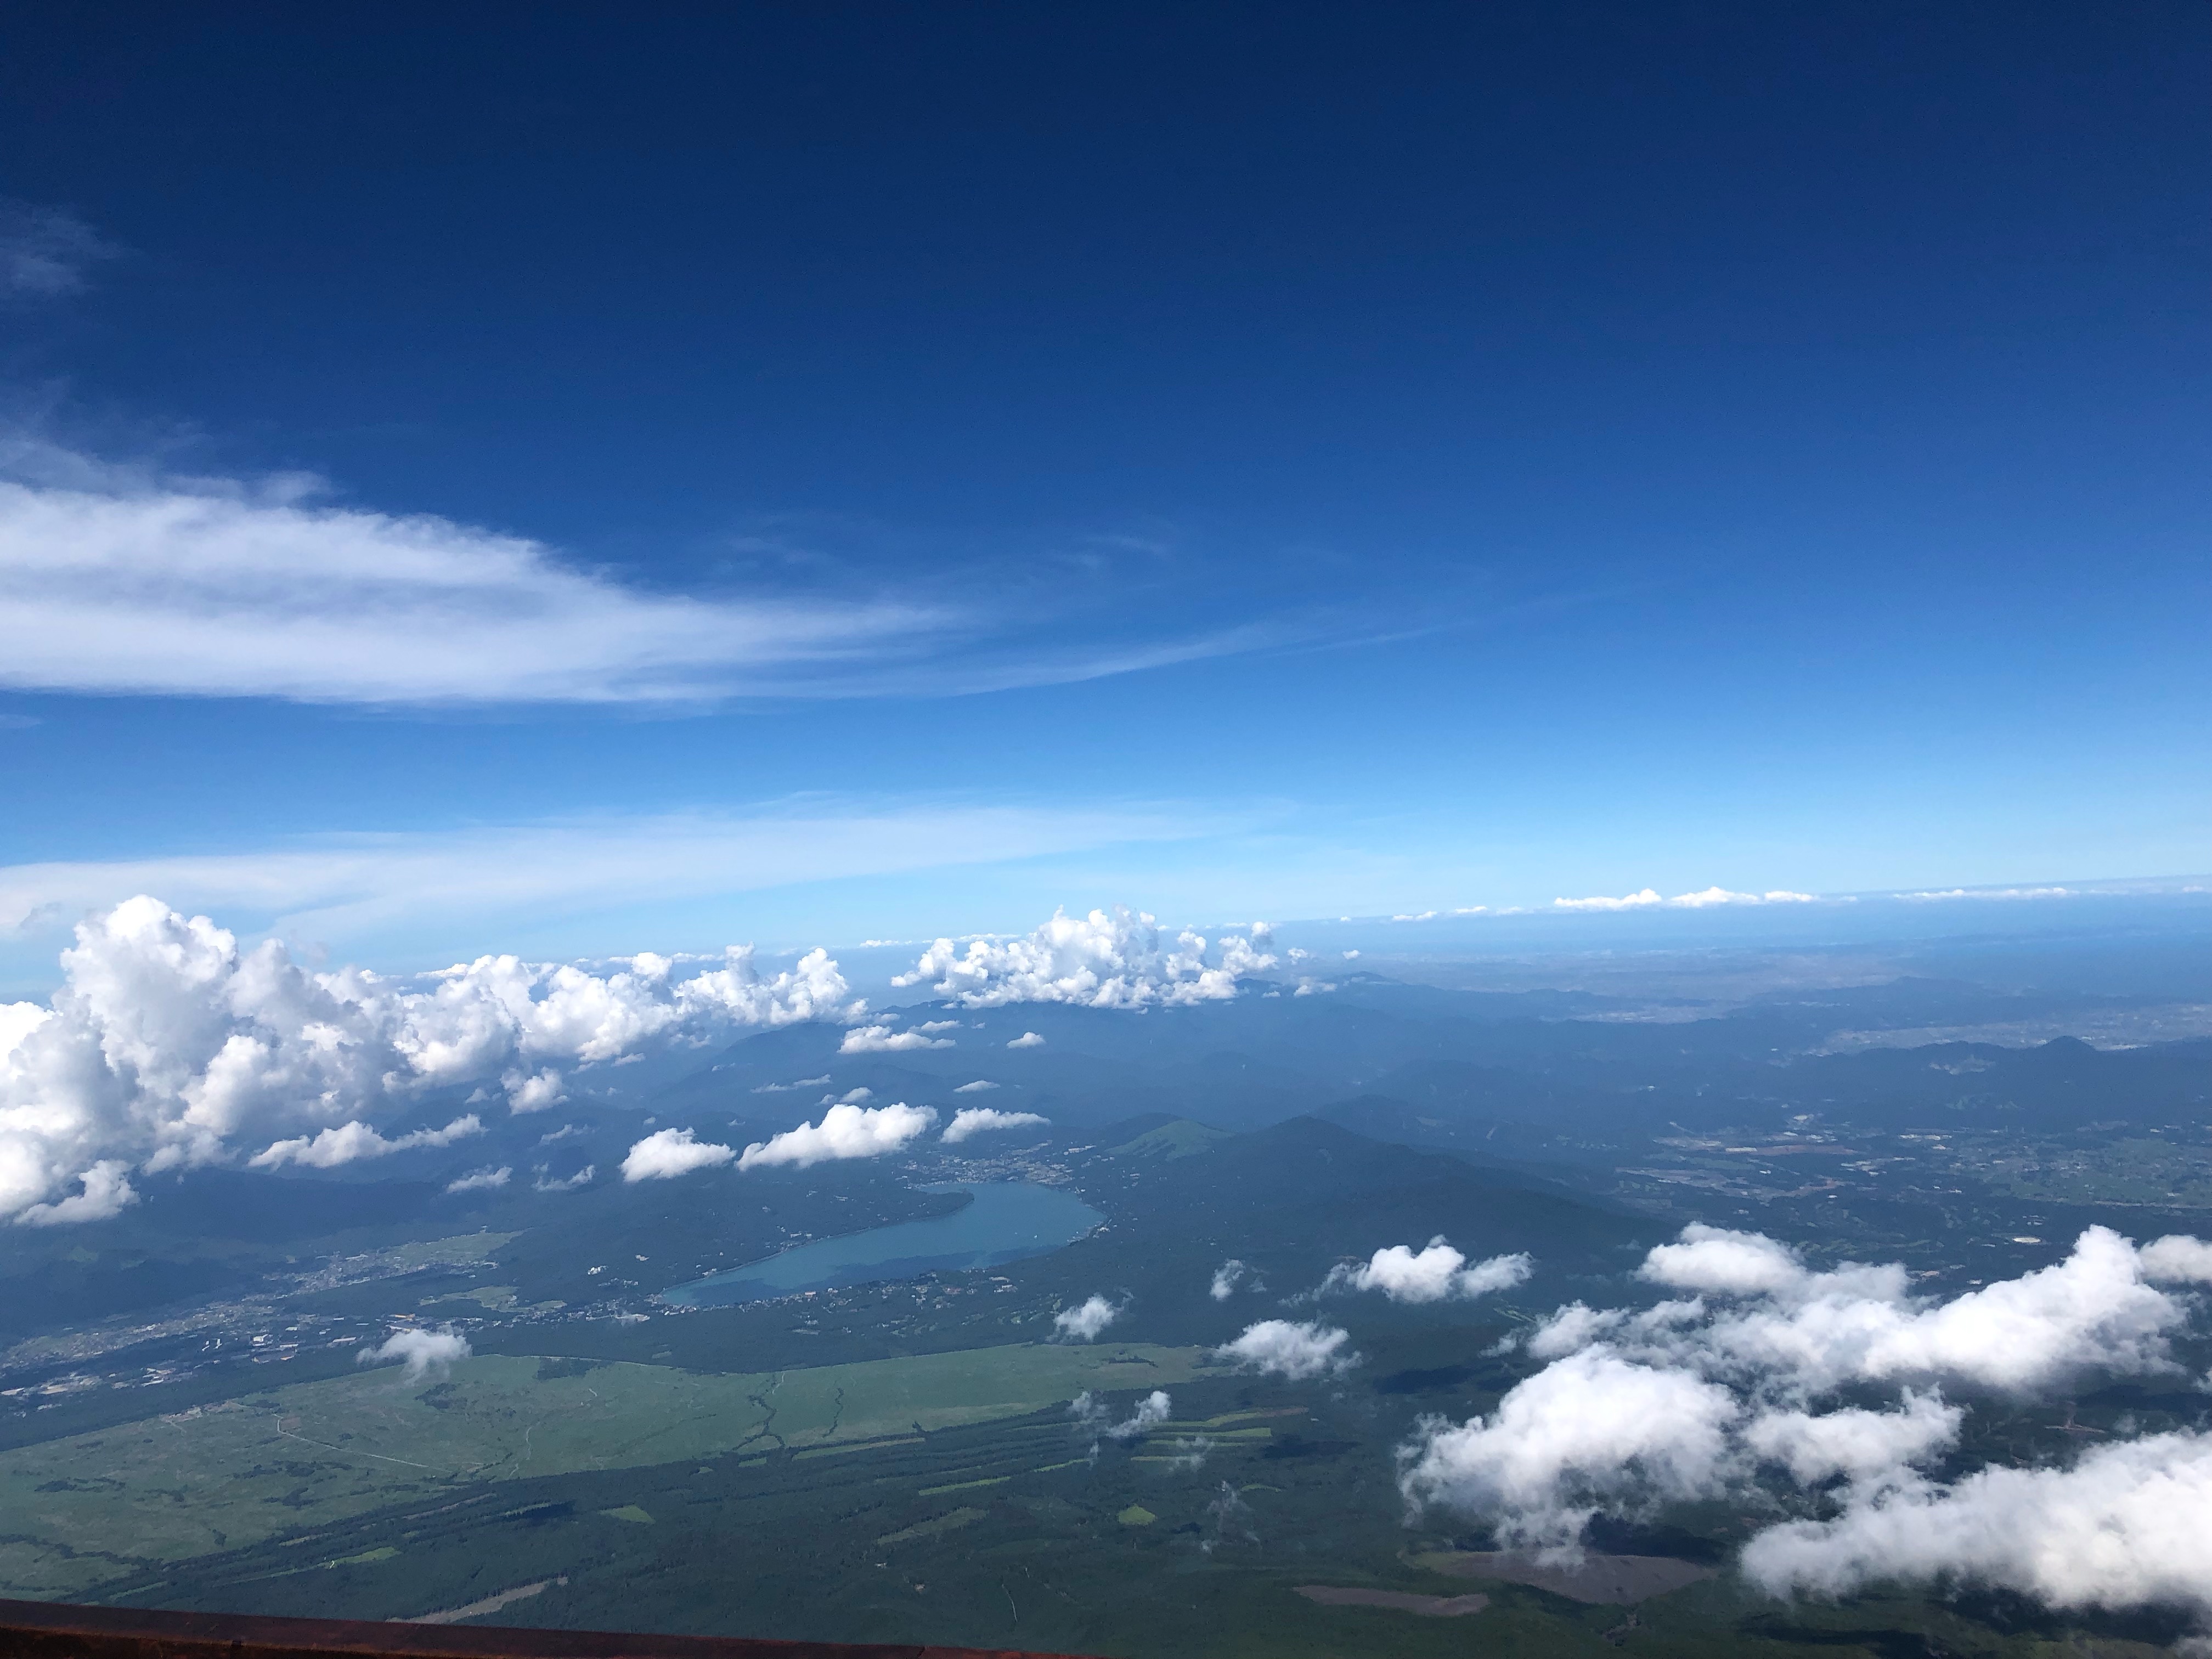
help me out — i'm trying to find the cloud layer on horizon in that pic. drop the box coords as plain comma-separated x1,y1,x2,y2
895,906,1276,1008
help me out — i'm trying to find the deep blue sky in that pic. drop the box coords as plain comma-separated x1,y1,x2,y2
0,2,2204,972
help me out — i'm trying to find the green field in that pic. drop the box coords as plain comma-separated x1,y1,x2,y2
0,1341,1205,1599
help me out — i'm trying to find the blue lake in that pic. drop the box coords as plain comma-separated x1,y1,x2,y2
659,1181,1104,1308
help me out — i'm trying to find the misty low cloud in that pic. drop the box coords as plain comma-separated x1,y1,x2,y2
357,1325,470,1381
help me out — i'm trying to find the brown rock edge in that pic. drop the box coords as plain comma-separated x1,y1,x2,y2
0,1598,1097,1659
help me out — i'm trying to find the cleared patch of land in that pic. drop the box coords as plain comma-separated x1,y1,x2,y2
406,1575,567,1624
1294,1585,1489,1616
0,1341,1204,1598
1412,1550,1714,1604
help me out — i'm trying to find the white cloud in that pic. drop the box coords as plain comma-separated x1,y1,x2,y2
1325,1238,1532,1304
1053,1295,1122,1342
1210,1259,1254,1301
1550,1224,2195,1398
0,202,115,298
1400,1224,2212,1598
1553,888,1664,912
357,1326,471,1381
503,1067,566,1113
443,1165,511,1194
736,1102,936,1170
620,1127,736,1182
895,909,1275,1009
0,1001,47,1057
1669,887,1817,907
1741,1430,2212,1627
250,1113,484,1171
1742,1390,1962,1487
0,803,1211,949
16,1159,137,1226
752,1075,830,1093
1215,1319,1358,1380
840,1023,954,1053
1552,888,1821,913
2141,1234,2212,1284
1638,1223,1809,1297
1106,1390,1172,1441
912,1019,961,1033
1401,1347,1742,1553
0,449,957,706
952,1079,998,1093
941,1107,1049,1144
533,1164,594,1192
0,895,854,1222
1006,1031,1046,1048
821,1087,873,1105
1897,887,2075,902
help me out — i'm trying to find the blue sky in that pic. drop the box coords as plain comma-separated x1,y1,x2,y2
0,2,2204,976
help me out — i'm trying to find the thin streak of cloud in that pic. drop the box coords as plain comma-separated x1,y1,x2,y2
0,800,1246,942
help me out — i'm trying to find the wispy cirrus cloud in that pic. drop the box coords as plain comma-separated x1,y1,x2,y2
0,440,1335,708
0,799,1235,944
0,202,117,299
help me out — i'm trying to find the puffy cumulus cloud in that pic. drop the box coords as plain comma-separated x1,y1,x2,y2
443,1165,511,1194
0,1002,47,1056
0,895,855,1223
1216,1319,1358,1380
1400,1348,1743,1553
737,1102,936,1171
533,1163,595,1192
941,1107,1049,1144
621,1127,736,1182
250,1113,483,1171
1053,1295,1122,1342
18,1159,137,1226
2141,1234,2212,1283
1324,1238,1532,1304
1639,1224,1809,1297
839,1023,953,1054
1553,888,1820,912
503,1068,566,1114
952,1079,998,1093
1741,1391,1962,1487
1006,1031,1045,1049
357,1326,471,1381
1741,1430,2212,1628
1210,1259,1256,1301
0,447,951,706
894,909,1276,1009
1402,1223,2212,1613
1531,1224,2189,1398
